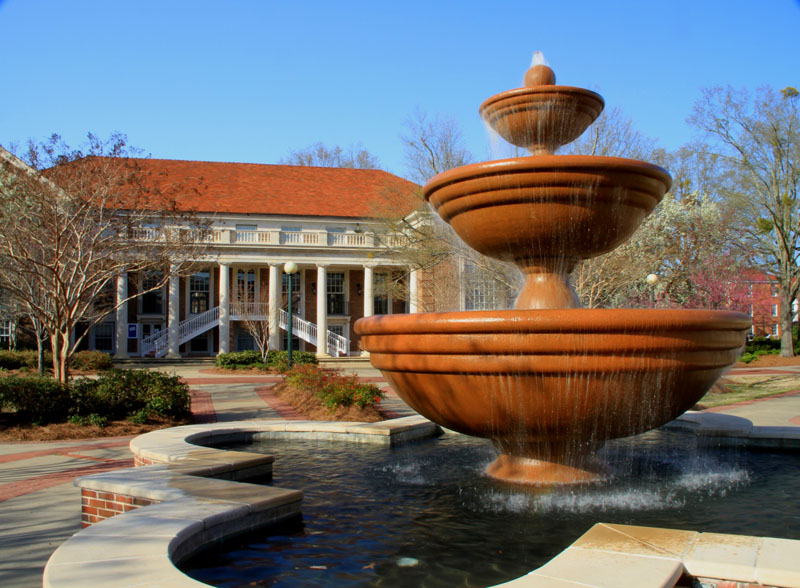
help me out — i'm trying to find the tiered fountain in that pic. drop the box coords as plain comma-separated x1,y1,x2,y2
355,57,751,485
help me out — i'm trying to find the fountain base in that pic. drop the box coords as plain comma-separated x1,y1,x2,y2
486,454,604,485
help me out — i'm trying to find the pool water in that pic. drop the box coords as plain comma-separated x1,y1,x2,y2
182,431,800,588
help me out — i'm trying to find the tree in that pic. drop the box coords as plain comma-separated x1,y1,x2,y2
280,142,380,169
564,107,664,306
401,109,473,184
562,106,660,161
689,85,800,356
385,109,522,311
237,285,271,363
0,133,208,381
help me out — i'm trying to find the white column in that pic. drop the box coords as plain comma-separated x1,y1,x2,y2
114,273,128,358
268,263,280,350
316,264,329,357
409,267,419,313
218,262,231,354
166,266,181,358
363,265,375,318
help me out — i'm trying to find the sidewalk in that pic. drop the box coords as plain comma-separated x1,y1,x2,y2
1,364,799,587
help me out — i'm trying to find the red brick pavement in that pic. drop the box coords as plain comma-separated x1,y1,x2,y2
0,458,134,503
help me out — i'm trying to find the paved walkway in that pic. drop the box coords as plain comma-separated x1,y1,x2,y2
0,363,412,588
1,364,799,587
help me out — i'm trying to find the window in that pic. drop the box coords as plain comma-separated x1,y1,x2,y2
94,323,114,352
235,325,255,351
466,281,498,311
772,324,780,337
0,320,15,349
237,269,256,303
141,271,164,314
772,304,779,317
328,272,346,315
374,273,389,315
190,271,210,314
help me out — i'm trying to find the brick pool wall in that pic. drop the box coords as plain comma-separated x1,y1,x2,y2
80,488,159,527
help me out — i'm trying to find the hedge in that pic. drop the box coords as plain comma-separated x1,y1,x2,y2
0,369,190,426
214,349,317,371
0,350,113,372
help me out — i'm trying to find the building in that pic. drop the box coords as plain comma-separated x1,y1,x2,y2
744,271,793,339
72,158,423,359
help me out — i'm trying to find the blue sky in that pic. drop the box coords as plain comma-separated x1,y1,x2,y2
1,0,798,180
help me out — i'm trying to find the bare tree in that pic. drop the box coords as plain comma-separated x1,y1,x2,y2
562,106,660,161
237,284,271,363
280,142,380,169
401,109,473,184
388,109,522,310
689,85,800,356
0,134,208,381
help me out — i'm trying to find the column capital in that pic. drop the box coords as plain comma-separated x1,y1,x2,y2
218,261,232,268
316,263,330,269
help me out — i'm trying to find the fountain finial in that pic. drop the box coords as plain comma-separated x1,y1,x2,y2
524,64,556,87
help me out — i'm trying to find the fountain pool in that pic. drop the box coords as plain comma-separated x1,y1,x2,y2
182,432,800,587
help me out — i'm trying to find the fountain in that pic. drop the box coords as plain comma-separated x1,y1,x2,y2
354,57,751,485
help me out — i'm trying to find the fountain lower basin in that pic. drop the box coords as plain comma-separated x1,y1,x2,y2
355,308,751,484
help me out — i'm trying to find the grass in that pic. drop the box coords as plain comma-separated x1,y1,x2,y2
695,375,800,409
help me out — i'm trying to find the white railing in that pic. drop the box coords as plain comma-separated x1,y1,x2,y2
327,330,350,357
328,232,371,247
232,230,273,244
140,304,349,357
141,306,220,357
278,309,350,357
133,225,400,251
141,327,168,358
230,301,269,319
179,306,220,342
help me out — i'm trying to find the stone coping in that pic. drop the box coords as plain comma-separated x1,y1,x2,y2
498,522,800,588
44,415,800,588
667,411,800,449
44,416,441,588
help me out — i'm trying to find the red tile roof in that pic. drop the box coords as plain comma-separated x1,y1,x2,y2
90,158,422,219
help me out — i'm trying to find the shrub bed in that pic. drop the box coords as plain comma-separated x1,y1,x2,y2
0,350,113,372
0,369,190,426
283,364,384,410
214,349,317,371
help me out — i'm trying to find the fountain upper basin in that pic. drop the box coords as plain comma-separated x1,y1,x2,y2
355,308,750,482
424,155,671,265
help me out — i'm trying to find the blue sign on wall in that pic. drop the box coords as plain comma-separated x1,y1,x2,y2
127,324,138,339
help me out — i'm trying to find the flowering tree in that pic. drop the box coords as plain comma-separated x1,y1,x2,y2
689,85,800,355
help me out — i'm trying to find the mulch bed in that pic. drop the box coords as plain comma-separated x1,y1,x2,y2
0,414,192,442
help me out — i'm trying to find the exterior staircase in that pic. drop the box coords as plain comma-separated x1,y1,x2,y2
141,305,350,357
279,309,350,357
141,306,220,357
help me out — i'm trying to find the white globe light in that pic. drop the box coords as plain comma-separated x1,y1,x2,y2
284,261,298,274
646,273,659,285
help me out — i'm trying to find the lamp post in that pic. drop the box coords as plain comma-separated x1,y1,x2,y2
284,262,298,368
646,273,659,308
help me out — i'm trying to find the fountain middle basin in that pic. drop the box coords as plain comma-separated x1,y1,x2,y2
356,309,750,484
